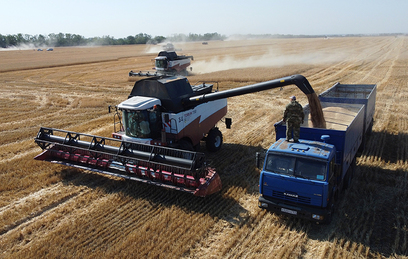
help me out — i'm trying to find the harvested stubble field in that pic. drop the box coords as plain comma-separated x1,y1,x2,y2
0,37,407,258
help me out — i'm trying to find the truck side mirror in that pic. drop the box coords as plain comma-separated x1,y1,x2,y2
164,114,170,123
225,118,232,129
256,152,264,169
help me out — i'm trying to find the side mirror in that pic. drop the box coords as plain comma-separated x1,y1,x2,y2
225,118,232,129
256,152,264,169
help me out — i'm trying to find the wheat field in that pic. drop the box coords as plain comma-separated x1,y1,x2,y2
0,37,407,258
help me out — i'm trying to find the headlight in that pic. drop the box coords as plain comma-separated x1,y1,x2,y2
258,202,268,208
312,214,324,220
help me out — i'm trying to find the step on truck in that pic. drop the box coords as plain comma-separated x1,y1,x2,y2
258,82,376,223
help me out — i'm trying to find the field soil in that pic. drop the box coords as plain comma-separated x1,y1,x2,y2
0,37,407,258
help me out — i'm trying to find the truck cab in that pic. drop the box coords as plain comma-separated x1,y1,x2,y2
258,137,338,223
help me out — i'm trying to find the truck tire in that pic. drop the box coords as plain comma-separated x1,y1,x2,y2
343,158,356,190
323,207,333,224
206,128,223,152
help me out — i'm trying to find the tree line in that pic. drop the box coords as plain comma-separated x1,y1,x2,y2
0,32,226,48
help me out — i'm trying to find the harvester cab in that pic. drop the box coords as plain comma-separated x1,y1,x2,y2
114,96,162,143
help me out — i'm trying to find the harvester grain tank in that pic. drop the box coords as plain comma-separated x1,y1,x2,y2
258,82,376,223
35,74,318,197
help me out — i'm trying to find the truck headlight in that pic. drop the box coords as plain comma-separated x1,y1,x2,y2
312,214,324,220
258,202,268,208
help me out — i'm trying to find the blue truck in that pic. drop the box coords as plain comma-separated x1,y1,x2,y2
258,82,377,223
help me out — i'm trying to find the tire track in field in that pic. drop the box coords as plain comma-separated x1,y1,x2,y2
0,184,89,237
0,188,108,254
0,113,113,165
308,38,398,87
360,38,401,83
72,198,162,252
42,183,189,253
376,38,403,89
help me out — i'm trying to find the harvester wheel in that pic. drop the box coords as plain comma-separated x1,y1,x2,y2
206,128,223,152
179,139,194,151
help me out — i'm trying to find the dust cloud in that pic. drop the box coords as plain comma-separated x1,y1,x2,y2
144,41,185,54
193,47,351,74
0,43,47,51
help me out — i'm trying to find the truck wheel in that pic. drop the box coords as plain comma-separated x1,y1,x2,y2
323,202,335,224
323,209,333,224
206,128,223,152
343,158,355,190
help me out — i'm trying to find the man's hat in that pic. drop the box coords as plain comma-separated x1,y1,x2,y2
290,96,296,100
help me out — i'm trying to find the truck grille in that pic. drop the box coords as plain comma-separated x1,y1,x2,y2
272,190,311,204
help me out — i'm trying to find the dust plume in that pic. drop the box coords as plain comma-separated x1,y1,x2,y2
0,43,48,51
193,47,351,74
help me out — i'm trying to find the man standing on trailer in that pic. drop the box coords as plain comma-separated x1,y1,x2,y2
283,96,304,143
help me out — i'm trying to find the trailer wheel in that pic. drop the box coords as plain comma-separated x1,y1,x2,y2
206,128,223,152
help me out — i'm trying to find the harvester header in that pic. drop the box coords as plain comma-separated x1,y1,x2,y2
34,127,221,197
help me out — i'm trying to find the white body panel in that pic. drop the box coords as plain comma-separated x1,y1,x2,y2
163,99,227,134
118,96,161,110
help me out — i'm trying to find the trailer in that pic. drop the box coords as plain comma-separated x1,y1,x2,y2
258,82,376,223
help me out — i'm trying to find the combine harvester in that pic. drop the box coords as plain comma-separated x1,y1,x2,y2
129,51,194,77
35,74,319,197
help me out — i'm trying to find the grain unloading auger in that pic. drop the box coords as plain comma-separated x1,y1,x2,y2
34,74,319,197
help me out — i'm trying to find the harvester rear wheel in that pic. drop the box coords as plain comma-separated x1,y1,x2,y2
206,128,222,152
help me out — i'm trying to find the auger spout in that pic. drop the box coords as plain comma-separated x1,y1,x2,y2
184,74,315,107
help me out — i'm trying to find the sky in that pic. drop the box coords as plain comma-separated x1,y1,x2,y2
1,0,407,38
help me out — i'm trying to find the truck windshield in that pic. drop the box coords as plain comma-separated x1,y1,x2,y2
122,110,161,139
264,154,327,181
155,59,167,69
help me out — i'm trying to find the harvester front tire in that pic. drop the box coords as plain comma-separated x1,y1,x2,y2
178,139,194,151
206,128,222,152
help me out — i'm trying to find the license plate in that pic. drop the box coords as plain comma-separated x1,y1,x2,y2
281,208,297,215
